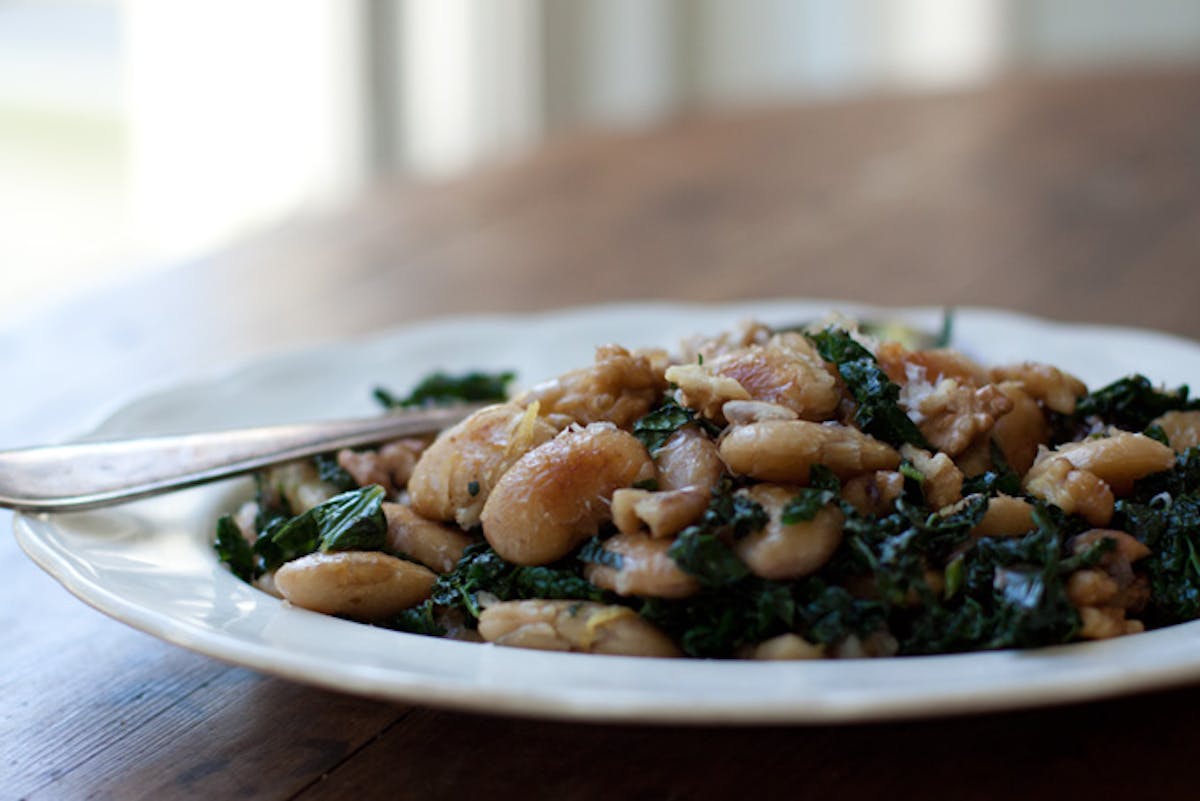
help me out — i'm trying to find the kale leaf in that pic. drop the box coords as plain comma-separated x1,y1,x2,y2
1074,374,1199,431
252,472,292,534
709,480,771,539
1115,448,1200,625
214,515,256,581
313,453,358,491
374,370,515,409
807,327,930,449
424,542,607,624
577,537,625,570
638,576,885,658
667,479,767,588
1144,424,1170,447
388,601,446,637
793,579,887,647
837,495,988,605
632,396,722,453
780,487,840,524
638,578,795,658
669,530,751,588
809,464,841,492
253,485,388,572
1127,445,1200,499
781,466,845,522
898,504,1102,654
933,308,955,348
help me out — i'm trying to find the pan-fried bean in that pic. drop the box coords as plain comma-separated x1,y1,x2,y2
990,362,1087,415
1152,410,1200,453
1024,455,1114,527
478,600,681,657
382,502,474,573
1052,431,1175,495
719,420,900,484
215,314,1200,660
612,426,722,538
583,532,700,598
971,495,1035,538
408,402,559,529
519,344,666,428
733,484,844,580
480,423,654,565
275,551,435,619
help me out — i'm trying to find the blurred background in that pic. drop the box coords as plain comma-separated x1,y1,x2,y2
4,0,1200,319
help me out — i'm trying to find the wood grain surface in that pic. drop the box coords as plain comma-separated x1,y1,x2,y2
4,67,1200,800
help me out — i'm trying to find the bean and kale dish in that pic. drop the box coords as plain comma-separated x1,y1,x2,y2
214,317,1200,659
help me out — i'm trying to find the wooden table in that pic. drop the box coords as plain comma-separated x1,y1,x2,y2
5,67,1200,800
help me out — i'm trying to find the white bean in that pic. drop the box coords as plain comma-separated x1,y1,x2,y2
275,551,435,620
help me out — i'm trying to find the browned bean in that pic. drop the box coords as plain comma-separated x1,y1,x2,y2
733,484,844,580
1053,431,1175,495
583,533,699,598
382,502,473,573
719,420,900,484
478,600,681,657
408,402,558,529
481,423,654,565
275,552,435,620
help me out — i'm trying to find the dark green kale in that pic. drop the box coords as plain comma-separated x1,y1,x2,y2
638,578,795,658
836,495,988,605
669,530,751,589
961,440,1023,498
313,453,358,491
667,479,768,588
708,480,771,539
1115,447,1200,625
638,576,885,658
252,485,388,572
252,472,292,533
1127,445,1200,499
896,460,928,506
577,537,625,570
214,515,255,582
1143,424,1170,446
809,465,841,492
374,369,515,409
388,601,446,637
422,542,607,625
780,487,840,524
793,579,887,647
240,473,293,576
633,397,693,452
632,396,722,453
807,327,930,449
782,468,844,523
898,504,1106,654
1074,374,1199,431
898,461,925,485
933,308,955,348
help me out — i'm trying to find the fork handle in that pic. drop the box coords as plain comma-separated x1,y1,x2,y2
0,404,482,513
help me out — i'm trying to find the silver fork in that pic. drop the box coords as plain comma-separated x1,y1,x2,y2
0,404,484,513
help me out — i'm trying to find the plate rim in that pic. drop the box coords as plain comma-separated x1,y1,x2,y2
15,299,1200,724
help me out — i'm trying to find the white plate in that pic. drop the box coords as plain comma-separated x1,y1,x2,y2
16,301,1200,724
